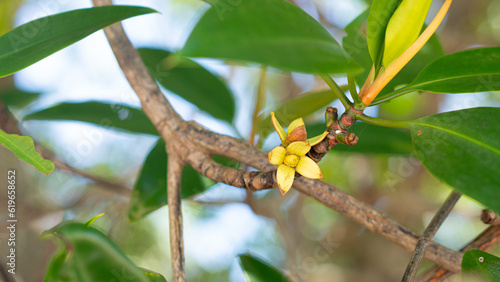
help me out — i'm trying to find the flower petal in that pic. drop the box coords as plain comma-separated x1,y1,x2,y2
277,164,295,195
307,131,329,146
286,141,311,157
286,117,305,134
296,157,323,179
268,146,286,165
286,125,307,144
271,112,287,144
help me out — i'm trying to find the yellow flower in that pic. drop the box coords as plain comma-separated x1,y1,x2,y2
268,141,323,195
268,112,328,195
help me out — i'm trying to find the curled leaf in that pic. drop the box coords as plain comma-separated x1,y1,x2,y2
85,213,107,227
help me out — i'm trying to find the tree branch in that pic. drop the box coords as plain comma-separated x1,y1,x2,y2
293,176,462,273
178,122,463,272
166,151,185,281
402,191,461,281
92,0,465,273
187,150,276,191
92,0,181,138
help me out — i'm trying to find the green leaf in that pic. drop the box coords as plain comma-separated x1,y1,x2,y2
138,48,235,123
382,0,432,67
0,88,40,108
182,0,361,74
409,107,500,214
129,139,214,220
257,90,338,134
238,253,290,282
397,47,500,94
371,29,444,105
307,122,413,155
44,222,162,282
366,0,402,70
462,249,500,282
343,10,372,84
0,6,156,78
23,101,158,136
0,129,54,174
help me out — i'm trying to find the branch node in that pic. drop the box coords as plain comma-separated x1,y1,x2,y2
481,209,500,225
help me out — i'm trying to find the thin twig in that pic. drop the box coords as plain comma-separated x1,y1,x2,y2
402,191,461,281
167,152,185,281
0,100,131,197
347,74,362,106
320,74,351,110
191,199,244,205
46,154,131,197
417,224,500,282
245,67,267,204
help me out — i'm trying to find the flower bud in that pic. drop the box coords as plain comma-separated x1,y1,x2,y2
383,0,432,67
325,107,337,128
285,125,307,145
284,154,300,168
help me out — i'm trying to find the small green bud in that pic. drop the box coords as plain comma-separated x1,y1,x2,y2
325,107,337,128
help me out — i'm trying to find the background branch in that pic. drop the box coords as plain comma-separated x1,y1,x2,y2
0,100,131,197
166,151,185,282
417,224,500,282
402,191,461,281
